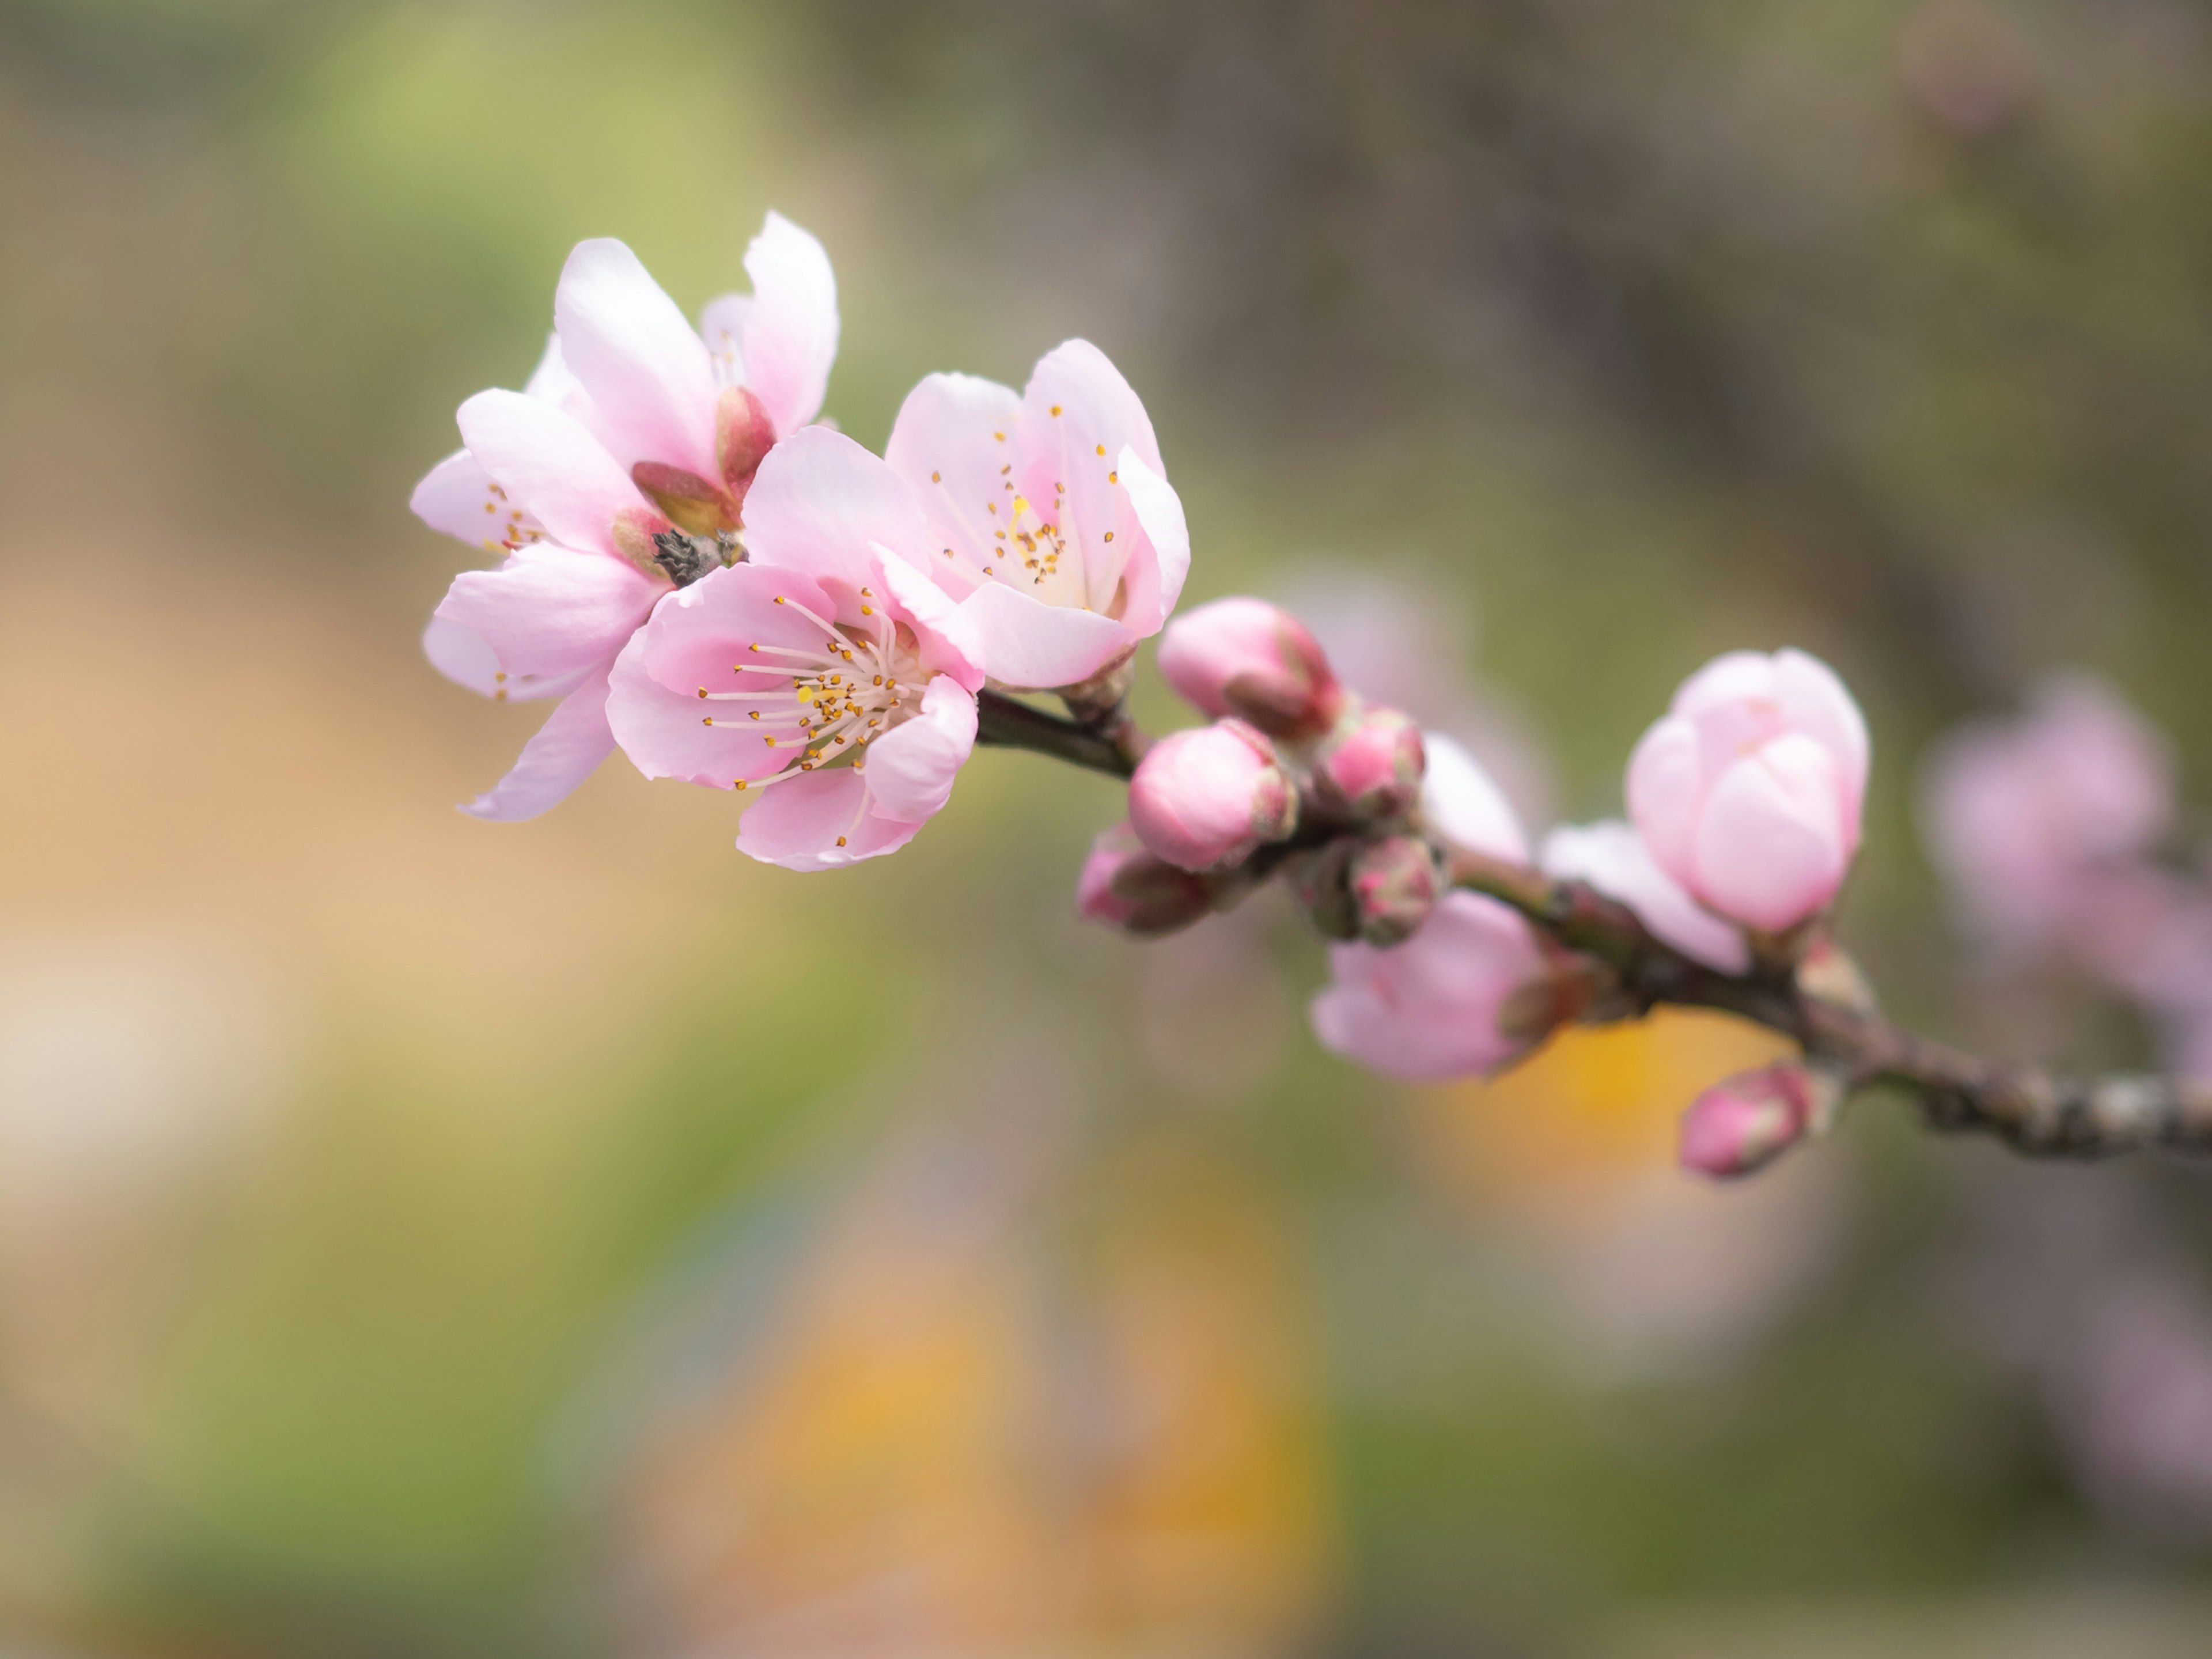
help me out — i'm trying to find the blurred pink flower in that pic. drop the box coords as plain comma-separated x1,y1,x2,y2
2061,1280,2212,1536
1540,820,1749,974
1128,721,1297,873
605,430,984,870
1919,673,2174,955
1156,597,1343,740
1309,891,1549,1081
1627,648,1869,934
415,214,838,821
884,341,1190,690
1076,822,1225,935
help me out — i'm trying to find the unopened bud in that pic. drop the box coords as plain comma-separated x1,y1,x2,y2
1316,705,1426,819
1348,834,1444,946
1156,597,1343,740
1678,1063,1842,1179
1286,838,1361,940
1077,823,1222,935
1128,719,1299,872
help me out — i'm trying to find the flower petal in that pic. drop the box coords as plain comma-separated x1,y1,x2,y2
1539,819,1749,974
1690,735,1849,931
1111,446,1190,637
455,389,648,559
435,541,663,683
736,210,838,435
1773,646,1870,839
862,676,976,822
884,370,1025,590
741,426,933,599
459,664,617,823
955,581,1136,691
632,562,841,699
1016,340,1162,616
410,450,543,551
1309,892,1547,1081
735,769,925,870
604,620,783,788
1626,713,1704,891
873,550,984,692
1418,733,1529,865
553,238,721,480
422,615,586,703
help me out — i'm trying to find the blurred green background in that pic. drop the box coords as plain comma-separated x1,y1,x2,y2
6,0,2212,1653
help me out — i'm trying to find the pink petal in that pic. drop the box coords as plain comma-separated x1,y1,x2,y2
1015,341,1161,617
735,211,838,435
1309,892,1546,1080
522,332,584,406
741,426,933,599
411,450,542,550
1690,735,1849,931
873,551,984,692
698,293,751,391
552,239,721,480
422,615,586,703
1419,733,1529,865
1773,647,1870,836
1111,447,1190,637
632,563,840,699
1625,713,1705,889
459,665,617,823
455,389,647,558
604,628,783,789
435,541,662,684
954,582,1137,691
1672,649,1778,718
861,676,976,821
1539,819,1749,974
735,769,925,871
884,370,1025,592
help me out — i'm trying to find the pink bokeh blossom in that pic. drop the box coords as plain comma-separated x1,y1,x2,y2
1627,648,1869,934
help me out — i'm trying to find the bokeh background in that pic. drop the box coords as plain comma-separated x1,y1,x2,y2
6,0,2212,1653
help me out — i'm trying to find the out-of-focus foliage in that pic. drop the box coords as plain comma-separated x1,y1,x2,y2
4,1,2212,1655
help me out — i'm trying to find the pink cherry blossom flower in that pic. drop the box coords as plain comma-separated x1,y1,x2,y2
605,427,984,870
414,213,838,820
1540,820,1750,975
1127,720,1298,872
1154,596,1342,739
1626,648,1870,934
1919,673,2174,953
883,341,1190,691
1309,891,1550,1081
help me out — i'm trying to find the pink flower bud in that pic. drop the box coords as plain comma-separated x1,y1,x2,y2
1155,597,1343,739
1627,649,1869,934
1128,719,1299,872
1317,705,1426,820
1678,1063,1838,1178
1349,834,1444,946
1076,822,1224,936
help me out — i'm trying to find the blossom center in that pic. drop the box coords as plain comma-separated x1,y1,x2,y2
695,588,927,785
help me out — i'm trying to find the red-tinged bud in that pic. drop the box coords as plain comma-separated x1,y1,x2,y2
1156,597,1343,740
1678,1063,1842,1179
1317,705,1426,819
717,383,778,500
1128,719,1299,872
1077,822,1225,935
1348,834,1444,946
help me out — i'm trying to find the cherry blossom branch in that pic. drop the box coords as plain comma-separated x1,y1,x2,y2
1449,851,2212,1160
974,688,1143,778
